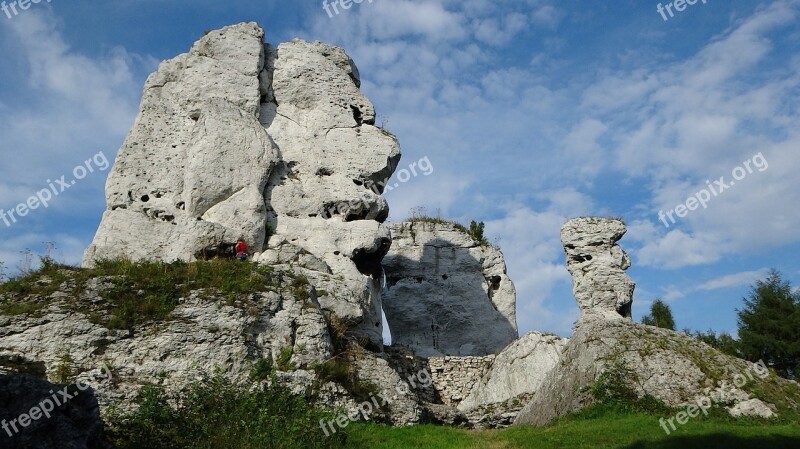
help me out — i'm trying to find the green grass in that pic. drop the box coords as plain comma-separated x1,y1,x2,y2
345,406,800,449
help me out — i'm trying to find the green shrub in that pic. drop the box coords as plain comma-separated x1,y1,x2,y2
106,374,347,449
276,346,297,371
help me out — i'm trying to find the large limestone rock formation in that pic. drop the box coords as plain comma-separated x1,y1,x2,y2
83,23,276,264
83,23,400,348
514,217,800,427
382,221,518,357
561,217,634,320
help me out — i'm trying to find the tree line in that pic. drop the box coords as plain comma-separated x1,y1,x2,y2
642,270,800,380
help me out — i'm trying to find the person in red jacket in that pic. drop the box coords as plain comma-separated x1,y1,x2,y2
235,238,249,261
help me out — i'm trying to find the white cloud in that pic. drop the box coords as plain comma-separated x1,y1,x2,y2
635,230,723,269
0,11,154,269
697,268,771,291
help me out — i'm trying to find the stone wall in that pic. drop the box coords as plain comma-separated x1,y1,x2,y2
428,355,495,407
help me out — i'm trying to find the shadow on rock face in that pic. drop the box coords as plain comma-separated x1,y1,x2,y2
352,236,391,279
0,374,109,449
383,225,518,357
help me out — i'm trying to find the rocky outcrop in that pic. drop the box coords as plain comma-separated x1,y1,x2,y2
514,217,800,427
83,23,400,348
0,374,109,449
458,332,567,413
560,217,634,320
514,317,800,426
382,221,517,357
0,268,332,414
0,265,441,427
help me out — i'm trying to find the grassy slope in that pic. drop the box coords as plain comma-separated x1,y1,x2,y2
346,407,800,449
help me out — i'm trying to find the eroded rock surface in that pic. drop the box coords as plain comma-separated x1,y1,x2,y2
561,217,634,320
382,222,518,357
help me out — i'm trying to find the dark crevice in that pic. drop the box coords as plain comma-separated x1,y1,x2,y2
350,105,364,126
571,254,593,263
351,238,391,279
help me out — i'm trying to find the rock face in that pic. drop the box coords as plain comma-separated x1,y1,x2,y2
560,217,634,319
0,374,109,449
382,222,518,357
0,266,440,427
82,23,400,348
0,270,332,412
83,23,276,264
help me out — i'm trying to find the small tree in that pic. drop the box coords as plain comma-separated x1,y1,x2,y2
737,270,800,379
468,220,487,246
642,299,676,330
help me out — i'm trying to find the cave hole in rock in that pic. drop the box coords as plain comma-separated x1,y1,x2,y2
351,238,390,279
350,105,363,125
571,254,592,263
345,210,370,222
141,195,150,203
489,275,502,290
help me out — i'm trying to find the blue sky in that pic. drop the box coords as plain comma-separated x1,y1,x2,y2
1,0,799,338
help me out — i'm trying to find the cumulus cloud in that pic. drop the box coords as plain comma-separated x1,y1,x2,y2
697,268,771,291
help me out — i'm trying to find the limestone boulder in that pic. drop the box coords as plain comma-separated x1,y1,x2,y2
458,332,567,412
382,221,518,357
